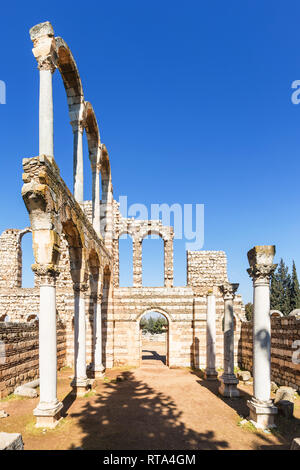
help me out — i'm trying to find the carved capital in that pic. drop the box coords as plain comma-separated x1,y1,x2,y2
30,22,57,73
220,282,239,300
247,264,277,284
32,263,59,286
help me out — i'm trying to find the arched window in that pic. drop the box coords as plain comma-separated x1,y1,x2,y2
119,234,133,286
21,231,35,288
142,234,164,286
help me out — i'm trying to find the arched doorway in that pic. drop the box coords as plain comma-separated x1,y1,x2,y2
138,310,169,367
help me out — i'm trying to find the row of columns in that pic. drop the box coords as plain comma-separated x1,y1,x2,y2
33,269,104,428
205,245,277,429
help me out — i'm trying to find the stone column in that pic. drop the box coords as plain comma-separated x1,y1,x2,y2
92,293,104,377
72,120,84,202
33,266,62,428
204,292,218,380
247,245,278,428
29,22,57,163
71,282,89,396
91,157,101,237
219,282,240,397
164,238,174,288
133,239,142,287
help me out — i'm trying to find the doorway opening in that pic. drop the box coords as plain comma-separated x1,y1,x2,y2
139,311,169,367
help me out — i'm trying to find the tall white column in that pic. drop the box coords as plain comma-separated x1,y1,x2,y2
92,294,104,377
219,282,240,397
247,245,278,429
71,283,89,396
204,292,218,380
33,267,62,428
39,70,54,158
72,121,84,202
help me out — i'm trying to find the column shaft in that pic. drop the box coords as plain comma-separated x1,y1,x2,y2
205,293,218,380
73,124,84,202
253,282,271,402
93,297,104,376
39,70,54,158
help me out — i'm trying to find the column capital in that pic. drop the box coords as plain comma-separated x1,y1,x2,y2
30,22,57,73
247,245,277,285
247,264,277,284
32,263,59,286
220,282,239,300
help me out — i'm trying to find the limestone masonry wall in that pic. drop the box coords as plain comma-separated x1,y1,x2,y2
0,321,66,398
238,317,300,391
187,250,228,293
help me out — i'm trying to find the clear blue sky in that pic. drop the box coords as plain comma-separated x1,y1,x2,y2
1,1,300,302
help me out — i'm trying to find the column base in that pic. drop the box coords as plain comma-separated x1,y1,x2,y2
204,368,218,380
218,374,240,397
34,401,63,429
71,377,90,397
247,398,278,429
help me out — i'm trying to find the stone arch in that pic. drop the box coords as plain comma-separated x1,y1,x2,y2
55,37,84,102
270,310,283,318
26,313,39,323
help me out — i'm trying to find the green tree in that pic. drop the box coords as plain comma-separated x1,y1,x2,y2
270,259,291,316
290,260,300,311
245,302,253,321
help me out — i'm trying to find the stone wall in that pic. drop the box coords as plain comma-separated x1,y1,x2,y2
0,321,66,398
112,287,244,368
238,316,300,391
187,250,228,293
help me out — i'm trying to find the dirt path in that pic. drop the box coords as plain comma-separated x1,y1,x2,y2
0,346,299,450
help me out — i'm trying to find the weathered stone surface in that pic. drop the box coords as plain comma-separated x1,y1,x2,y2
14,385,38,398
275,386,296,404
237,370,251,382
0,432,23,450
276,400,294,418
291,437,300,450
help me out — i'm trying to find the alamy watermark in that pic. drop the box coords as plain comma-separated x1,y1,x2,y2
0,80,6,104
103,196,205,250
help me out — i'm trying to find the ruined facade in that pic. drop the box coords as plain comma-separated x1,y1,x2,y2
0,22,247,418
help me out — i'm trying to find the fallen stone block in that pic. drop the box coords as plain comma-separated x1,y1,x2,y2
0,432,23,450
291,437,300,450
0,409,9,418
275,386,296,404
276,400,294,418
14,385,38,398
271,381,278,393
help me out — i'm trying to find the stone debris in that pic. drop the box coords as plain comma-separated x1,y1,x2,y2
290,437,300,450
274,386,296,404
237,371,251,382
0,409,9,418
276,400,294,418
0,432,23,450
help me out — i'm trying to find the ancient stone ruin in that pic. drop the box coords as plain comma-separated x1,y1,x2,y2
0,22,299,433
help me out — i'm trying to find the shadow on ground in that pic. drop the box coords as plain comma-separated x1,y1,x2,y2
190,369,299,449
142,349,166,365
68,370,230,450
